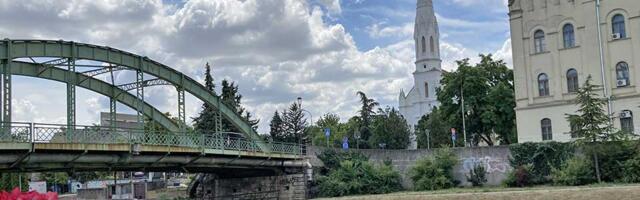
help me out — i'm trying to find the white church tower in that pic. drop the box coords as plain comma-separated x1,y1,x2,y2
399,0,442,150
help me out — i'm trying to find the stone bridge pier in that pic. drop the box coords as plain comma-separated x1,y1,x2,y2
190,167,309,200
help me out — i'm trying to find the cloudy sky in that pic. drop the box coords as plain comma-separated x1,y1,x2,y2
0,0,511,134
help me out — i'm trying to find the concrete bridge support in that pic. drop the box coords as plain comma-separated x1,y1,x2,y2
191,169,308,200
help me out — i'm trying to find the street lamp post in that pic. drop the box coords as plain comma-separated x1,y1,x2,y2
297,97,313,145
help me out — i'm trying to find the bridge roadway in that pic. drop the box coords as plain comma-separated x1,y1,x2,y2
0,122,306,173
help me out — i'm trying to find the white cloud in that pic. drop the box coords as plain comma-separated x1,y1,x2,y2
0,0,510,134
0,0,414,134
366,22,413,38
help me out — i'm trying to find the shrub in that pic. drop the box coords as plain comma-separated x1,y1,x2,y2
509,142,574,184
621,152,640,183
466,163,487,187
551,156,595,186
316,149,368,175
503,164,532,187
583,141,636,182
410,148,458,190
317,160,403,197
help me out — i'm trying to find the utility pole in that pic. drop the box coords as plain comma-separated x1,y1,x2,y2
595,0,613,126
425,129,430,150
461,83,468,147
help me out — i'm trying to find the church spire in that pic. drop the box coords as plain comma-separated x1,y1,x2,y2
414,0,440,72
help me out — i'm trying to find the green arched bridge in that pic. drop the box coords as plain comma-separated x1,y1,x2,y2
0,39,306,173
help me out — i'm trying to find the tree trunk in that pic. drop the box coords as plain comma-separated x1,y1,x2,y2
594,152,602,183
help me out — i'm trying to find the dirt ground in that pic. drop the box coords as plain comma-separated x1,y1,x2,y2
146,187,189,200
316,184,640,200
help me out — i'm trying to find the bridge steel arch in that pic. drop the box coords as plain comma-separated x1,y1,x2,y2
0,39,267,151
9,61,180,132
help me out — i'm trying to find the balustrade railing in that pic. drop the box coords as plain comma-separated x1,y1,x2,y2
0,122,303,156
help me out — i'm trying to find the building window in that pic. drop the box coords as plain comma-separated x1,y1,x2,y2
430,36,435,53
612,14,626,38
616,62,630,87
541,118,552,141
421,36,426,53
534,30,546,53
424,82,429,97
563,24,575,48
538,73,550,96
620,110,634,134
570,122,578,138
567,69,579,93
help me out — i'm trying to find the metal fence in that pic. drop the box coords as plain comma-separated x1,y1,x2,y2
0,122,303,156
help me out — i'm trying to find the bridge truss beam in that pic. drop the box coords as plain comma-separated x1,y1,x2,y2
8,61,180,132
0,39,267,151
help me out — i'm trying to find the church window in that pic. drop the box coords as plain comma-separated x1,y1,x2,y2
534,30,546,53
563,23,575,48
566,68,578,93
541,118,552,141
538,73,550,96
424,82,429,97
430,36,435,53
421,36,426,53
612,14,626,38
616,62,630,87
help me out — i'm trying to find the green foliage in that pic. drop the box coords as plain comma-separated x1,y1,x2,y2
269,111,286,141
317,160,403,197
410,148,458,190
42,172,69,185
308,115,360,148
466,163,487,187
566,76,624,143
268,102,308,143
503,164,532,187
584,142,636,182
369,107,410,149
193,62,220,134
317,149,368,174
509,142,574,184
316,149,402,197
0,173,28,192
621,151,640,183
551,156,595,186
416,107,457,148
220,79,260,132
436,54,516,146
356,91,379,149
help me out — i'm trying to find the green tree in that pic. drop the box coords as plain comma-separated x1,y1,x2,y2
0,173,28,191
416,107,456,148
436,54,515,146
356,91,378,148
309,113,349,147
145,112,193,134
369,107,410,149
281,102,307,143
269,111,287,142
566,75,626,182
220,79,259,132
192,63,219,134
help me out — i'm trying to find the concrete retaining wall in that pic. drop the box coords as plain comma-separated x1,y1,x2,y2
308,146,512,188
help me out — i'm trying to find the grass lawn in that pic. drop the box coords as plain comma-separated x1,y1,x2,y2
314,184,640,200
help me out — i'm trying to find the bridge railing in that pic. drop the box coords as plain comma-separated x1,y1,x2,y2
0,122,304,156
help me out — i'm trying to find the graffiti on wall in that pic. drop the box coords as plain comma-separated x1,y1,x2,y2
460,156,510,174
